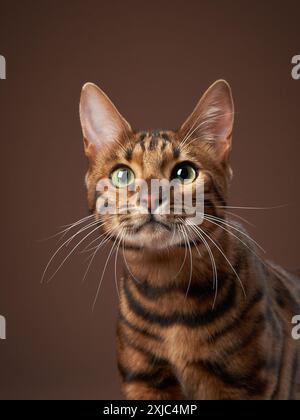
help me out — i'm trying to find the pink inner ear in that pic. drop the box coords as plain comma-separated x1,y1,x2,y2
80,83,131,153
180,80,234,161
213,108,233,140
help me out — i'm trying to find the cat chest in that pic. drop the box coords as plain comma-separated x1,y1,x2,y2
162,325,203,365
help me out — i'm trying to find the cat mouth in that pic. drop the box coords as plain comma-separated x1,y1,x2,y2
133,217,172,233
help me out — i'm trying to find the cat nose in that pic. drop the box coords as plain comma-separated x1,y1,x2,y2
139,195,152,213
147,194,152,212
140,194,167,214
139,195,162,213
148,195,167,213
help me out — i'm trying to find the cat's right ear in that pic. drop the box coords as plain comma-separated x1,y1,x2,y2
79,83,132,161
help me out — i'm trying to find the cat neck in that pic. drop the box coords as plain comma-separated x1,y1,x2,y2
122,231,234,289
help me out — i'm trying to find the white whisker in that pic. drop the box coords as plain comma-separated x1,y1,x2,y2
39,215,94,243
181,219,218,308
223,210,255,227
187,221,246,298
122,240,142,285
92,230,123,311
45,223,102,283
213,204,288,211
204,214,266,254
179,223,193,299
41,218,102,284
82,228,119,283
172,226,188,280
114,230,126,299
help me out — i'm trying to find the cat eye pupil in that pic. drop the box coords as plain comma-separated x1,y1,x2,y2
118,170,128,183
172,164,197,184
111,167,134,187
177,167,189,179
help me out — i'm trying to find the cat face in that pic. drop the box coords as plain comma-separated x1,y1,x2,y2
79,81,234,250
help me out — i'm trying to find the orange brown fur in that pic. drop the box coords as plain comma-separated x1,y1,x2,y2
80,81,300,400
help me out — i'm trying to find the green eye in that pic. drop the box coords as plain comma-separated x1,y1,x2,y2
111,167,135,188
171,163,197,184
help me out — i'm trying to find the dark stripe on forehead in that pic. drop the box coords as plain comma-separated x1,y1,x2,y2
125,147,133,161
150,129,160,137
139,132,147,142
161,141,168,152
161,132,170,141
133,131,173,154
172,146,180,159
135,133,147,152
149,135,158,151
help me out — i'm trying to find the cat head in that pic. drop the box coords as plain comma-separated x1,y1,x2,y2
79,80,234,250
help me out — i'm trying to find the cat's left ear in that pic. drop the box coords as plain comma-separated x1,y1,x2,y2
179,80,234,163
79,83,132,161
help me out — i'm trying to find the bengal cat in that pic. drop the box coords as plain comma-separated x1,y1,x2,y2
79,80,300,400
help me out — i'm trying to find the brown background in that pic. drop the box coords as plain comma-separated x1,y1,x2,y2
0,0,300,400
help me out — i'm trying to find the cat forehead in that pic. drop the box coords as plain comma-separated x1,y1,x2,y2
125,130,181,162
99,130,180,176
115,130,202,177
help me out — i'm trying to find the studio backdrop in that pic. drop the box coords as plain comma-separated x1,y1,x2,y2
0,0,299,400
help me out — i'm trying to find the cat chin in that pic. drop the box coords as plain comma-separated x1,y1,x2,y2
124,228,182,251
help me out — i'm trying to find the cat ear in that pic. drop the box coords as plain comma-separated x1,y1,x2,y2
79,83,132,160
179,80,234,162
